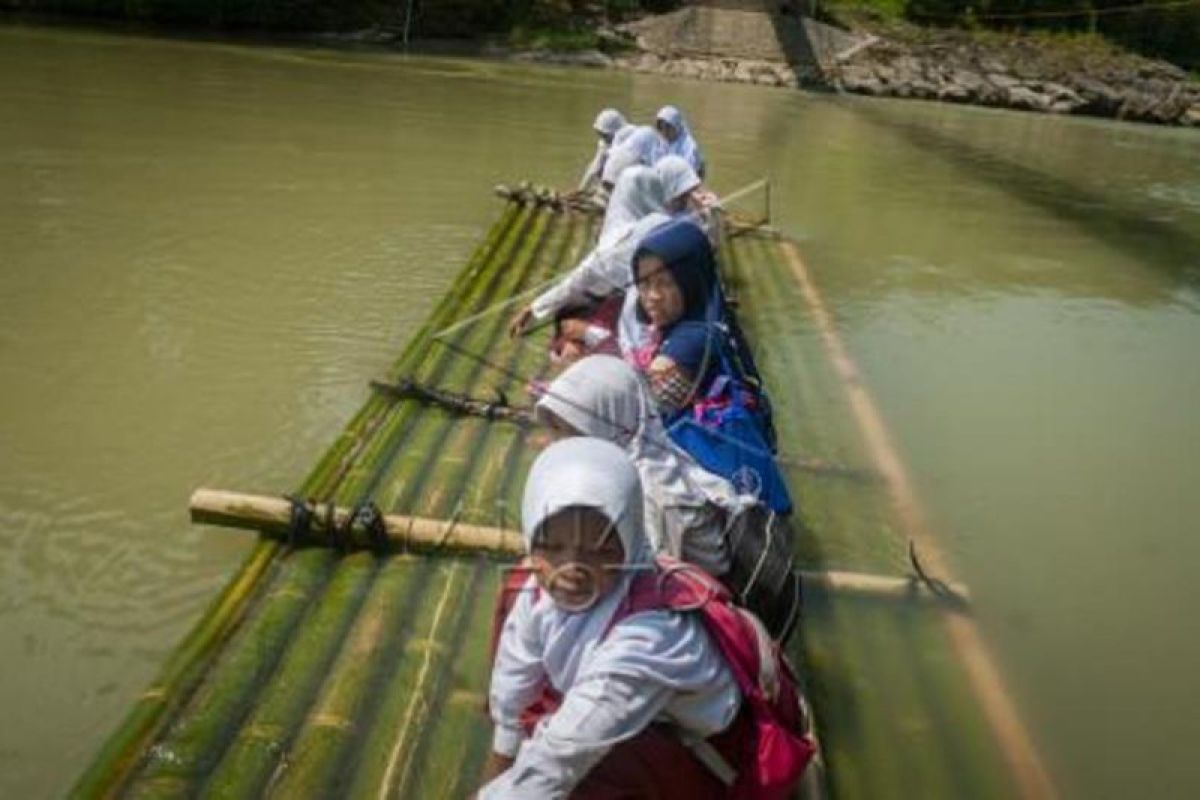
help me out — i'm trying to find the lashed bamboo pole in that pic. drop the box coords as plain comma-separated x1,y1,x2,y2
193,488,521,552
200,554,377,798
357,214,602,797
337,203,542,507
731,230,1003,796
69,203,527,800
123,548,336,796
189,489,970,604
777,239,1057,800
254,207,559,795
70,544,278,800
378,214,593,797
265,557,424,798
197,204,544,797
348,559,478,799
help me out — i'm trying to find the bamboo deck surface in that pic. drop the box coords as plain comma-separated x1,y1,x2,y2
74,197,1021,799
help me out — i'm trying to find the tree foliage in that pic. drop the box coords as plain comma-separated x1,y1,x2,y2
903,0,1200,68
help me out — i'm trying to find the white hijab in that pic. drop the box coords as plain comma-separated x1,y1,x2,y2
522,436,651,567
655,105,704,174
486,437,739,773
593,108,627,138
511,438,655,693
535,356,753,563
655,155,701,205
599,166,666,246
600,126,660,187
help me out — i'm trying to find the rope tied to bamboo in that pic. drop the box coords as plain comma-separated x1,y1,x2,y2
908,540,969,611
323,498,341,551
351,501,389,554
283,494,313,548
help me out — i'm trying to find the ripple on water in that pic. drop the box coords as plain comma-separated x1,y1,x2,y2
0,478,242,638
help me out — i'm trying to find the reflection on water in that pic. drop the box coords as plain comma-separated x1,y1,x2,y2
1,22,1198,799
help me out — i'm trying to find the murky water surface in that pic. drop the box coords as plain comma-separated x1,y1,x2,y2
2,23,1197,798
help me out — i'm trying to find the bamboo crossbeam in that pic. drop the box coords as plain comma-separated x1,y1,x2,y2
190,489,969,604
777,239,1057,800
191,489,523,555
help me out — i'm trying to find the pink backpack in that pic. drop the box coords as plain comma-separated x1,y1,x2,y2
606,556,816,799
489,558,816,798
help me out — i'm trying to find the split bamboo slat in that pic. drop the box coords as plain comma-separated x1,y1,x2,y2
74,191,1047,800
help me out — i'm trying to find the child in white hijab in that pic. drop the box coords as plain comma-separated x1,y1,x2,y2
536,356,803,641
655,154,722,237
598,125,660,196
535,355,755,575
577,108,627,194
655,155,702,214
655,105,705,177
509,167,671,360
479,437,741,799
598,164,668,244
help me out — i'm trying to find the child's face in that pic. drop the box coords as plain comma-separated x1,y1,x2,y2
530,507,625,611
636,256,684,327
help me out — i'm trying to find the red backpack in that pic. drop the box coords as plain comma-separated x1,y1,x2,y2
491,557,816,799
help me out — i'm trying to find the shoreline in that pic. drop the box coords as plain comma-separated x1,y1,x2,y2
5,9,1198,128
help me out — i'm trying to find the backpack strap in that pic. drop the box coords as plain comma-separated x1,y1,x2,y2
489,559,539,660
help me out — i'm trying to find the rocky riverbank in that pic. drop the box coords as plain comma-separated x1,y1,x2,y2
507,7,1200,128
827,14,1200,127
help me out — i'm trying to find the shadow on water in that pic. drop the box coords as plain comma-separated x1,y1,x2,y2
849,103,1200,292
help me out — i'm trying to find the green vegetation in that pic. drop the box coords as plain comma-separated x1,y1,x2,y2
826,0,1200,68
0,0,677,38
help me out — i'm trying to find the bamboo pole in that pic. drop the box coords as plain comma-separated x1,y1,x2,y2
335,203,540,507
265,557,424,798
195,204,542,797
70,202,527,799
343,201,545,510
189,489,969,604
69,543,278,800
200,553,377,799
347,559,478,799
411,567,504,798
253,203,552,796
777,239,1057,800
191,488,523,555
356,214,592,797
218,207,557,796
122,548,336,796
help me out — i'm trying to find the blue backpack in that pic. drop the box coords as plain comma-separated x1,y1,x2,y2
665,351,794,514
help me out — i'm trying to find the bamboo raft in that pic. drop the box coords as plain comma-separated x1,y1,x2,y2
73,187,1054,799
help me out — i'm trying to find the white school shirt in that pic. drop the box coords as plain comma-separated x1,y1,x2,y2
529,212,670,323
481,575,741,799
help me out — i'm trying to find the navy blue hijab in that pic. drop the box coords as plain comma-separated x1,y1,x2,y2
632,219,721,325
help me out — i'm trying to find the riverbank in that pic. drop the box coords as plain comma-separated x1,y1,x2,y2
504,6,1200,128
5,5,1198,127
822,9,1200,127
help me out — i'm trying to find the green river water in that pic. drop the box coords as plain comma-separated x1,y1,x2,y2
2,22,1198,799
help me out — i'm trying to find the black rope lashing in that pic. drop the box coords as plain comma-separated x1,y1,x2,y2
908,540,968,610
323,498,340,551
348,501,388,554
283,494,313,548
